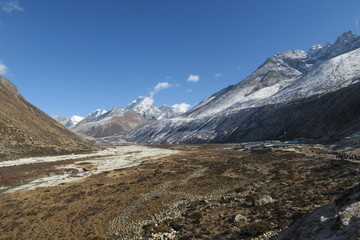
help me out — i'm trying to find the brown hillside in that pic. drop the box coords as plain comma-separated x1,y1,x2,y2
0,76,95,160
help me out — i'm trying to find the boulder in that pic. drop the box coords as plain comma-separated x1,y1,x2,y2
253,195,275,206
234,214,246,223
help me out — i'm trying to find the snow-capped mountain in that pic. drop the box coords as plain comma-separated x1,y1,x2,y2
125,97,164,121
54,115,84,128
125,96,185,120
85,109,108,121
66,115,84,127
53,115,69,126
307,31,360,64
54,96,189,139
71,106,148,139
124,31,360,144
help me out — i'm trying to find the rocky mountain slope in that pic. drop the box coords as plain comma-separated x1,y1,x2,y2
57,96,188,139
70,107,149,139
125,31,360,144
0,77,95,160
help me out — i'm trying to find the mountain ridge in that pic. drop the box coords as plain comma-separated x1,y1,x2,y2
54,96,189,139
124,31,360,144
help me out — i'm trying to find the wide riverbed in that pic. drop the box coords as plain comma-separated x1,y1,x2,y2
0,145,179,194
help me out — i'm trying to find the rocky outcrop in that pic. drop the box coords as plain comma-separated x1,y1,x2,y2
274,183,360,240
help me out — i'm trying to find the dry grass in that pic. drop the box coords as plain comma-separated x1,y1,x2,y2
0,144,359,239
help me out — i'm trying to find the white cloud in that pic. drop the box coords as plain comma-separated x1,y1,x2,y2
236,66,242,71
165,76,172,80
149,82,172,98
187,74,200,83
356,17,359,31
172,103,191,113
0,0,24,13
186,89,192,93
0,63,8,75
214,73,222,77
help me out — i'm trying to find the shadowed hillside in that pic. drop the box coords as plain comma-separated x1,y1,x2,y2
0,76,95,160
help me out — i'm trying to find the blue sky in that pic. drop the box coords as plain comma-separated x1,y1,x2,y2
0,0,359,117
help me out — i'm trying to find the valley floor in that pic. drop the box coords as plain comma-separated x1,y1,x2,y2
0,144,359,239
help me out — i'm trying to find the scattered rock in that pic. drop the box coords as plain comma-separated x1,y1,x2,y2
234,214,246,222
235,198,245,204
274,183,360,239
253,195,275,206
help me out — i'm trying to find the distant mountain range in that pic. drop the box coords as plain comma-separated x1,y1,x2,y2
54,96,188,139
53,31,360,144
124,31,360,144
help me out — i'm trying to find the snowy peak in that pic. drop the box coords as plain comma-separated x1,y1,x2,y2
82,106,127,123
126,96,155,110
109,106,124,115
307,31,360,63
268,47,360,104
54,115,84,128
66,115,84,127
126,96,186,121
126,96,162,121
87,109,107,119
333,31,359,48
54,115,69,126
79,109,108,123
271,50,310,73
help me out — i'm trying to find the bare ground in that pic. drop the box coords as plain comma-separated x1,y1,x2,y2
0,144,359,239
